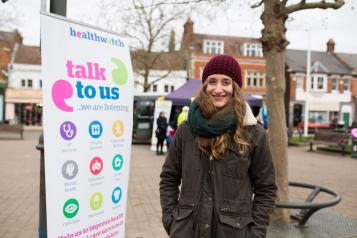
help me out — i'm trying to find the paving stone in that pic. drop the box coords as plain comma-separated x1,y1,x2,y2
1,130,357,238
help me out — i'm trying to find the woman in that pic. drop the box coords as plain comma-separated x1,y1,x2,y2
159,55,276,238
156,111,168,155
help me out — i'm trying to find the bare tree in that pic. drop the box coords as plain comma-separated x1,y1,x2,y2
164,0,345,222
0,1,20,30
123,0,189,92
87,0,189,92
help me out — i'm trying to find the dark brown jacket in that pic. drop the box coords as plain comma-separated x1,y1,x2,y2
160,121,276,238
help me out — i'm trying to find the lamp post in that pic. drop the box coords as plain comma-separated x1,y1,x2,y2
38,1,67,237
303,29,311,137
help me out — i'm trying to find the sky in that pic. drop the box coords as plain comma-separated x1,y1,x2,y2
1,0,357,54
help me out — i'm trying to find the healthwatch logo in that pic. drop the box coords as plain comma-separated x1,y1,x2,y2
51,58,128,112
69,27,124,47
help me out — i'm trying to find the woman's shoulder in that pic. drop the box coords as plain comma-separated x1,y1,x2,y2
245,124,267,143
176,121,194,138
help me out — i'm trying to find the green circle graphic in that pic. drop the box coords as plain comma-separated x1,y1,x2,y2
90,192,103,211
63,198,79,219
112,154,124,171
111,57,128,86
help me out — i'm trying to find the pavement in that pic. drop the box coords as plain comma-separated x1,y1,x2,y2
0,129,357,238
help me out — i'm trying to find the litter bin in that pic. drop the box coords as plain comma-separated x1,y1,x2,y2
36,133,47,237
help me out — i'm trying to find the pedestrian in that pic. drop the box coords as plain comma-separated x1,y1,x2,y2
156,111,168,155
172,107,181,130
177,106,189,127
166,122,175,150
258,96,268,129
159,54,277,238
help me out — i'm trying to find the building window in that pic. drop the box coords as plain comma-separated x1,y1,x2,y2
310,74,327,92
203,40,224,54
246,71,265,87
331,78,338,91
295,76,304,89
343,79,350,92
27,79,33,88
164,85,169,93
317,77,324,90
242,43,263,57
21,79,26,87
309,111,328,123
39,80,42,88
152,84,157,92
171,86,174,92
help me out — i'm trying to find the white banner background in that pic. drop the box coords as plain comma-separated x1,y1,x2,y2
41,13,133,238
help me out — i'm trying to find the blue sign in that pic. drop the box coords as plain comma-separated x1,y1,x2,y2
89,120,103,139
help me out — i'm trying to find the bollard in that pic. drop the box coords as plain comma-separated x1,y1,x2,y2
36,133,47,237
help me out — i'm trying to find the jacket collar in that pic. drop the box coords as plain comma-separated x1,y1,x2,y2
243,101,257,126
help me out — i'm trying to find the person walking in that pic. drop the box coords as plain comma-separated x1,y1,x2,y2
159,55,277,238
156,111,168,155
177,106,189,127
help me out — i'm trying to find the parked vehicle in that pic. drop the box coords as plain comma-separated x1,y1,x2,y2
132,96,156,144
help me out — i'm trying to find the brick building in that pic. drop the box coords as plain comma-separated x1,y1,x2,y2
285,39,355,128
180,18,266,97
0,30,23,122
5,44,42,125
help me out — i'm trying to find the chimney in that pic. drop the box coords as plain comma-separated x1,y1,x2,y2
168,30,175,52
181,17,194,50
183,17,193,36
327,38,335,53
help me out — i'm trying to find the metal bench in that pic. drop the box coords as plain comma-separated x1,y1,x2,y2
275,181,341,227
310,130,350,155
0,124,24,139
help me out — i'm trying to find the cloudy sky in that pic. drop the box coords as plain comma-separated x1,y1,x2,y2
1,0,357,53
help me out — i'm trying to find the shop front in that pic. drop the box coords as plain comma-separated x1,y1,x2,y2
5,88,42,125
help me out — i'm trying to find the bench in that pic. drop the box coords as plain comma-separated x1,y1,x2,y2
0,124,24,139
275,181,341,227
309,130,350,155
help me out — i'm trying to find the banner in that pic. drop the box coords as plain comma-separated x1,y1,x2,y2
41,13,133,238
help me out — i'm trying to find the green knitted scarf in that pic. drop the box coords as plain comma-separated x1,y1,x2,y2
187,100,237,137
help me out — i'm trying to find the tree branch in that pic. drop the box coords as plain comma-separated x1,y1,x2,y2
282,0,289,7
150,70,172,84
251,0,264,8
285,0,344,14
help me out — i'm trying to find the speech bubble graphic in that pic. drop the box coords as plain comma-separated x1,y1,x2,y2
111,57,128,86
52,80,73,112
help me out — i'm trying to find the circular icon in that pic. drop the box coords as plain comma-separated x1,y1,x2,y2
89,120,103,139
90,157,103,175
63,198,79,218
112,187,122,204
112,120,124,138
90,192,103,211
60,121,77,140
62,160,78,180
112,154,123,171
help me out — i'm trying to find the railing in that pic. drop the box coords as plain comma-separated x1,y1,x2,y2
275,181,341,227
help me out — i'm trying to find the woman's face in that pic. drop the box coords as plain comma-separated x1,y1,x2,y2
205,74,233,109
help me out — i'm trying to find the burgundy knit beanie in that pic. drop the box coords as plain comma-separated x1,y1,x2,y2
202,55,242,88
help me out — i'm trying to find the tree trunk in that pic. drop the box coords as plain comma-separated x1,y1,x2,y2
261,0,291,223
265,50,290,223
143,79,151,92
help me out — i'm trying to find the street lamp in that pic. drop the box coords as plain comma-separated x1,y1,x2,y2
303,29,311,137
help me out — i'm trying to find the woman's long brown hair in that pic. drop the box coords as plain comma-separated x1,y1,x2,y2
195,82,250,159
